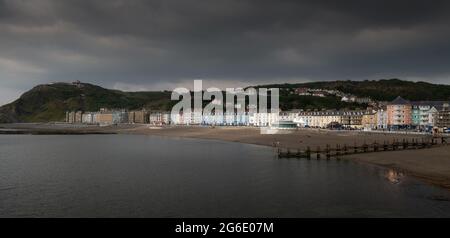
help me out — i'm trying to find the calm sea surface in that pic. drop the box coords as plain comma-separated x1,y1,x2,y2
0,134,449,217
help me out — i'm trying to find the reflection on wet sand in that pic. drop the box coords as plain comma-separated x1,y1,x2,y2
385,169,404,184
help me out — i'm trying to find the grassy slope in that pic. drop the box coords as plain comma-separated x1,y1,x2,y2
0,83,174,123
256,79,450,101
1,79,449,123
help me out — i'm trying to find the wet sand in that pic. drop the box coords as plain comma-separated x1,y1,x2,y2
346,146,450,189
1,123,449,189
122,125,450,189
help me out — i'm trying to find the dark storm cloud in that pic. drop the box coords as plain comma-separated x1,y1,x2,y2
1,0,450,104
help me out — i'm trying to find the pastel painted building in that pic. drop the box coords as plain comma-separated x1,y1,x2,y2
170,111,203,125
170,111,185,125
387,96,412,127
235,112,249,125
191,111,203,125
411,104,421,126
376,108,388,129
95,112,113,125
297,110,346,128
75,111,83,123
279,110,303,126
436,103,450,128
411,101,446,129
149,112,171,125
297,110,363,128
112,110,129,124
248,112,279,127
362,111,377,130
202,112,223,125
340,110,364,129
425,107,439,127
296,112,311,127
66,111,76,123
128,110,149,124
81,112,96,124
320,111,345,128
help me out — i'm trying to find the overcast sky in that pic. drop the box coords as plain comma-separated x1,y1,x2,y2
1,0,450,105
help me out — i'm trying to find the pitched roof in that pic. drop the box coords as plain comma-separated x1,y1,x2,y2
412,101,449,107
388,96,411,105
434,103,450,111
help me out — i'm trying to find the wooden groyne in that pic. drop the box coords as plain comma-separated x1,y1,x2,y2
277,137,447,159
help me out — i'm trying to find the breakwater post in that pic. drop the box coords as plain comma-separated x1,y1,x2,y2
316,146,321,159
277,136,445,159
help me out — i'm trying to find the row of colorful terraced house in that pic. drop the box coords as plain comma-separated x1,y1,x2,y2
65,96,450,131
293,97,449,131
66,108,170,126
385,96,449,130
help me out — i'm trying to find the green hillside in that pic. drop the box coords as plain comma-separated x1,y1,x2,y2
256,79,450,101
0,82,174,123
1,79,449,123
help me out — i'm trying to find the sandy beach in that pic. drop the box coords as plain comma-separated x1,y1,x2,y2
122,125,450,189
346,146,450,189
121,125,435,149
1,123,449,189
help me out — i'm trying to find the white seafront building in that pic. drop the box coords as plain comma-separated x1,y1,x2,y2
81,112,96,124
248,111,279,127
376,108,388,129
149,112,171,125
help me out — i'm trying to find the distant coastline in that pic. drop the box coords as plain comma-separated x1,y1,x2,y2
0,123,117,135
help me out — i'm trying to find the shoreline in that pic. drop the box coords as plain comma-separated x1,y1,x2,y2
111,125,450,190
0,129,116,135
345,146,450,190
1,123,449,190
